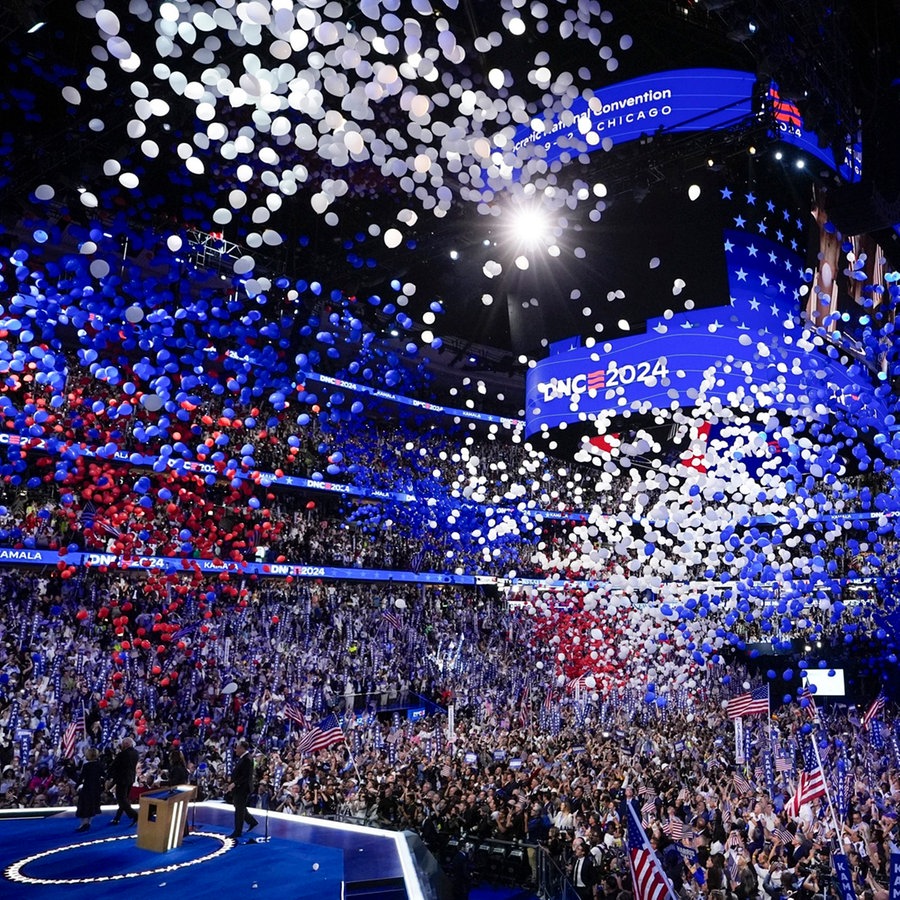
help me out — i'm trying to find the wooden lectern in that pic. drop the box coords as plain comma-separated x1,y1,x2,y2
136,785,197,853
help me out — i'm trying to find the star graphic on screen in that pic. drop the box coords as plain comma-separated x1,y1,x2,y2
775,229,784,242
770,303,780,316
708,320,724,333
749,298,760,310
784,259,793,271
782,208,792,221
768,251,778,263
652,323,668,334
777,281,787,293
736,268,748,281
745,192,757,205
766,200,776,212
680,321,696,329
734,215,746,228
724,239,735,252
795,218,803,229
757,220,768,234
759,274,770,287
790,239,798,251
736,322,750,331
747,243,758,257
720,187,733,199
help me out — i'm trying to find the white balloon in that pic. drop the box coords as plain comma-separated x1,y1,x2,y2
95,9,120,35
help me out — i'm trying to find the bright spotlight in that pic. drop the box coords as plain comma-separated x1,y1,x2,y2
509,206,551,246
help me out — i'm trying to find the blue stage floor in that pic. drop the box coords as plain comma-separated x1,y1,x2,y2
0,804,420,900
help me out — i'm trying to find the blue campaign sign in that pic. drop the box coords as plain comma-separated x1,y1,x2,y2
832,852,858,900
407,707,427,721
889,847,900,900
508,68,756,168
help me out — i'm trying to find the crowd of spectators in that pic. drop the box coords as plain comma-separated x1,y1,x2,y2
0,567,896,899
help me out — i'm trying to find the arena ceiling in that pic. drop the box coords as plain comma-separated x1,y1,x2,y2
0,0,897,391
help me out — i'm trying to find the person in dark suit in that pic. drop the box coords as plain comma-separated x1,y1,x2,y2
75,747,103,832
108,736,140,825
571,837,597,900
226,740,259,839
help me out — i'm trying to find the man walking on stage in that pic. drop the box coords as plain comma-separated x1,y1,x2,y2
227,740,259,840
108,736,140,825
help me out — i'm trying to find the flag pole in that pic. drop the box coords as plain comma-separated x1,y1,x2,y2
340,718,363,788
809,727,843,843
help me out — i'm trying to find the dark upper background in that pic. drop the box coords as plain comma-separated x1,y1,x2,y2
0,0,898,395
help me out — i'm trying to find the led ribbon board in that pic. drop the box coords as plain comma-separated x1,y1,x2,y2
525,318,872,435
506,68,757,168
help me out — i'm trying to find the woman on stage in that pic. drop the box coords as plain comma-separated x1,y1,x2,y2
75,747,103,833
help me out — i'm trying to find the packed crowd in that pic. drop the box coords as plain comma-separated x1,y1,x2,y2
0,401,892,588
0,567,896,899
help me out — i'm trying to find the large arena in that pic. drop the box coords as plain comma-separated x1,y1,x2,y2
0,2,898,899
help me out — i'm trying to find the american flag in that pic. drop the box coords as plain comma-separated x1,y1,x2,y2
661,817,686,840
541,686,556,714
799,683,819,723
381,609,402,631
862,689,886,731
725,830,745,851
625,800,677,900
61,707,85,759
785,763,826,818
774,755,794,773
771,824,793,845
732,771,753,795
726,686,769,719
296,713,344,755
726,850,740,885
284,703,308,730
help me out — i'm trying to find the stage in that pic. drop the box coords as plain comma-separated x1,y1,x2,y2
0,803,423,900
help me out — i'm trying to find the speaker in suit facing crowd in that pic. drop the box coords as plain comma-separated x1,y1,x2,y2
108,737,139,825
226,740,259,840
